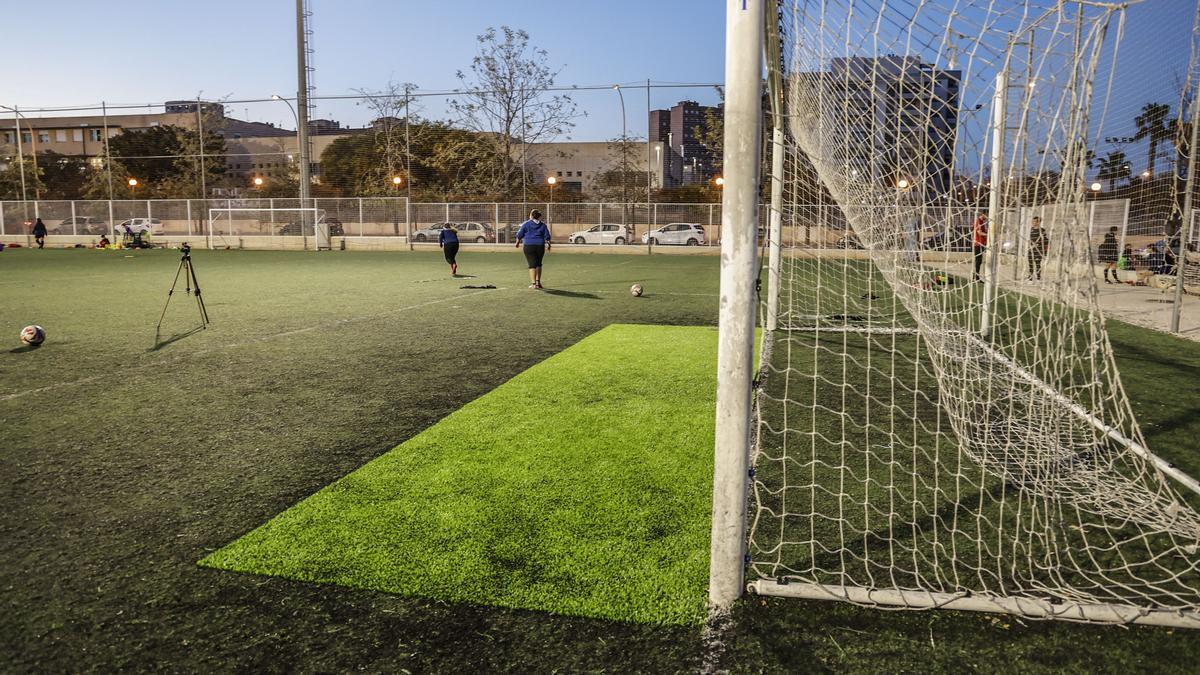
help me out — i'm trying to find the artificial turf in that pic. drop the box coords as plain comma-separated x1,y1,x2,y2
202,323,718,625
4,247,1200,672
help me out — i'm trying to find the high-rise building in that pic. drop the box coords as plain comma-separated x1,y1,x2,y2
648,100,721,187
801,56,960,198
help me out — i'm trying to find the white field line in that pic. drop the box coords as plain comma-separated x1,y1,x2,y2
0,287,504,403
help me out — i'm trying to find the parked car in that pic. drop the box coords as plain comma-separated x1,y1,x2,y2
641,222,706,246
51,216,107,235
569,223,630,245
277,216,344,237
116,218,163,235
412,221,494,243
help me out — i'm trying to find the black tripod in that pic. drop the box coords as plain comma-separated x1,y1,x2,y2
156,243,210,342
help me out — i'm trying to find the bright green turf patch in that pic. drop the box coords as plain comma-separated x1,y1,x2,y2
200,323,719,625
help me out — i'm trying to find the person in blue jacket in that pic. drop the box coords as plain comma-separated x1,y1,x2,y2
514,209,552,289
438,223,460,276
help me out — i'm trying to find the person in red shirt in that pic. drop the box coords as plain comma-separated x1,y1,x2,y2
972,213,988,282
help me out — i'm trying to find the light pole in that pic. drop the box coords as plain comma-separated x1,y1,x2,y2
547,175,557,224
128,177,138,199
613,84,629,225
254,176,264,192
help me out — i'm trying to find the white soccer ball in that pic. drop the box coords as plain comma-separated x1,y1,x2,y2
20,325,45,346
630,283,644,297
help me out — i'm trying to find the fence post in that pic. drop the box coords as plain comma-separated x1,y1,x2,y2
445,203,450,223
358,197,364,237
107,200,115,238
186,200,193,237
70,200,78,235
406,199,412,250
0,201,5,234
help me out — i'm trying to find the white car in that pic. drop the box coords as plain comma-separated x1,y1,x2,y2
412,221,494,243
642,222,707,246
116,218,162,235
569,223,630,245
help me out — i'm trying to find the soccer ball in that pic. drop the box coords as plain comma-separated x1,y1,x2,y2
630,283,644,297
20,325,45,346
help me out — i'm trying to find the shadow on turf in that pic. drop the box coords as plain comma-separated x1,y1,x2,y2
541,288,601,299
8,344,42,354
150,325,207,351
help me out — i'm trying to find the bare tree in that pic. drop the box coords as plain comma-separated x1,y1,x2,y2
447,26,581,199
356,81,422,195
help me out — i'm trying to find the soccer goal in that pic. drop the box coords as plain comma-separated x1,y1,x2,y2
206,208,330,250
711,0,1200,629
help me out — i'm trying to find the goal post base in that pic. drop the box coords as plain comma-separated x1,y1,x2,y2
748,579,1200,630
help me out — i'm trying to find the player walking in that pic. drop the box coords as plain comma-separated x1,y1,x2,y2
1098,226,1119,284
515,209,552,289
32,218,47,249
971,213,988,282
439,223,460,276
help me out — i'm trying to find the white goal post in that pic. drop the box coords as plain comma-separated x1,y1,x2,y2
711,0,1200,629
206,208,328,250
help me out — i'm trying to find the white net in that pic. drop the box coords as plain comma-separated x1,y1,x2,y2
751,0,1200,627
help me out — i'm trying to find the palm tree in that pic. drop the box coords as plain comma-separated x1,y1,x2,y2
1096,151,1131,189
1133,102,1173,177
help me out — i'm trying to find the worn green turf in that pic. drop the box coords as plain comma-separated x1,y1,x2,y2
201,323,718,625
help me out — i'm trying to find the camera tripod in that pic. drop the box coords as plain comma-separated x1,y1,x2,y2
155,243,210,342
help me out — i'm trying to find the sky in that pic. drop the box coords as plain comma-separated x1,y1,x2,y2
0,0,1194,167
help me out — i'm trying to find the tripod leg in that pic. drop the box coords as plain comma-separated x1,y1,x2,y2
156,259,188,337
186,258,210,326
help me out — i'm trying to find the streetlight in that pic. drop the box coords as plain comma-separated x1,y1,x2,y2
253,176,264,191
392,175,403,188
714,176,725,187
1090,182,1102,192
897,177,911,189
128,177,138,198
613,84,629,220
547,175,557,202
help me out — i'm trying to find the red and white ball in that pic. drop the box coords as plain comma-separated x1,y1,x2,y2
20,325,45,346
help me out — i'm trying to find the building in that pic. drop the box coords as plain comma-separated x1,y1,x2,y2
803,56,960,198
648,100,721,187
0,101,360,193
519,141,667,196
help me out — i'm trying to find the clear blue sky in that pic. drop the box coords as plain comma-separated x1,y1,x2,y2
0,0,1192,164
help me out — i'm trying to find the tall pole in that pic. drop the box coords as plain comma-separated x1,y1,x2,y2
295,0,317,247
647,78,653,242
4,106,27,202
1171,94,1200,332
614,85,628,227
196,99,207,232
405,87,414,250
709,0,763,611
982,50,1010,338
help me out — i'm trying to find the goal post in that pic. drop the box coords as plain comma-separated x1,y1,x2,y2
206,207,322,250
716,0,1200,629
709,0,764,610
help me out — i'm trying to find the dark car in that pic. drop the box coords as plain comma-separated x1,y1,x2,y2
278,217,344,237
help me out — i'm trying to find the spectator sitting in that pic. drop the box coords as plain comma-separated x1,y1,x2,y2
97,235,111,249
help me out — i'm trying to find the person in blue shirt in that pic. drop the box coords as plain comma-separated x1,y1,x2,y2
514,209,552,289
438,223,460,276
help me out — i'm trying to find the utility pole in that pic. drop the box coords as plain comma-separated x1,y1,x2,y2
295,0,318,248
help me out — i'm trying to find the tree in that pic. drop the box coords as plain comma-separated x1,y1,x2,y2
0,156,43,200
592,134,650,205
355,81,423,194
447,26,580,199
1096,151,1131,189
103,123,225,198
1133,102,1173,178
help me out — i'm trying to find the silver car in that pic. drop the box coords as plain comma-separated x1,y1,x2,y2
412,221,494,243
641,222,706,246
569,223,630,245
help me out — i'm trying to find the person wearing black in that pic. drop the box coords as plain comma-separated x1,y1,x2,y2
1027,216,1048,281
1098,226,1119,284
514,209,552,289
31,218,47,249
439,223,460,276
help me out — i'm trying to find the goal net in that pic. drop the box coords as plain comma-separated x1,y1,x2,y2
206,208,329,250
748,0,1200,627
